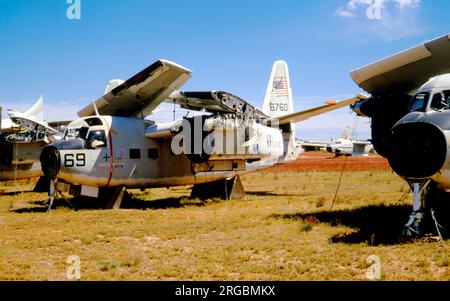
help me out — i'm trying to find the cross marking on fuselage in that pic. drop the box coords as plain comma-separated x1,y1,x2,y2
103,153,110,162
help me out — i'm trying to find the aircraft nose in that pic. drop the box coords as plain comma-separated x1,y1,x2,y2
388,122,447,179
40,146,61,179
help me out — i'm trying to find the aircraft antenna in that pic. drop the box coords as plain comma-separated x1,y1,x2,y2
173,100,176,121
330,156,348,210
14,143,18,192
92,101,100,117
10,142,19,211
139,102,144,119
351,116,359,140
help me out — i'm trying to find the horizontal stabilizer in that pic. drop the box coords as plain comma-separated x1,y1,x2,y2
270,94,368,125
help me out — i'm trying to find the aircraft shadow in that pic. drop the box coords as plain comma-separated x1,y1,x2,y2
246,191,299,197
0,190,34,196
121,196,209,210
10,195,210,213
272,203,450,245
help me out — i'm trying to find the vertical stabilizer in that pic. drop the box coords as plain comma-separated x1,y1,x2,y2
262,60,300,161
341,125,351,140
24,96,44,119
262,60,294,118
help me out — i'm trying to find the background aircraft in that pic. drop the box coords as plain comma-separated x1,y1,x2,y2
326,126,374,157
350,33,450,236
37,59,364,209
0,97,57,181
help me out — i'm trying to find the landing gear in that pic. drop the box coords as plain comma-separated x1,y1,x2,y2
403,179,431,237
45,178,73,212
403,179,446,238
403,180,430,236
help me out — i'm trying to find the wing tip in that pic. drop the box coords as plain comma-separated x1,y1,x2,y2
159,59,192,73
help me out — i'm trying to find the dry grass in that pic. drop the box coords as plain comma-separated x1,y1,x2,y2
0,171,449,280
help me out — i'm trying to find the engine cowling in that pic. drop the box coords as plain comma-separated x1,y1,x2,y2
351,95,411,158
389,120,447,179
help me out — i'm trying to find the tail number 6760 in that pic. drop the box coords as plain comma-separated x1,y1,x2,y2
270,103,289,112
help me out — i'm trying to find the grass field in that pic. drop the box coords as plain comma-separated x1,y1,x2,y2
0,169,449,280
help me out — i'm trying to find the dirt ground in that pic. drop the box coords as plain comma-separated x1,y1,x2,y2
269,152,390,173
0,152,449,280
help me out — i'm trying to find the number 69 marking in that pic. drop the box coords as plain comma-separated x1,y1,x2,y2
64,153,86,167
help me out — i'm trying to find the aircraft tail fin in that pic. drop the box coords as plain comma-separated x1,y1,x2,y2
262,60,300,162
341,125,351,140
262,60,294,118
23,96,44,119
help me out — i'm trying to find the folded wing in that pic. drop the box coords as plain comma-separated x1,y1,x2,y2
78,59,192,118
351,34,450,96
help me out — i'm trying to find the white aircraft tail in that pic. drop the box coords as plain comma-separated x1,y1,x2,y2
2,96,45,131
262,60,300,161
23,95,44,119
262,60,294,118
341,125,351,140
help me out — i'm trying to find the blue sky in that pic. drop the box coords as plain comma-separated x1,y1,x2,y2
0,0,449,140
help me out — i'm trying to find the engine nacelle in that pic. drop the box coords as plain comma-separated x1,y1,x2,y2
351,95,411,158
351,99,371,118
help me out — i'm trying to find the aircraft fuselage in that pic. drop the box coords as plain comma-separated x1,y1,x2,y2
40,115,284,196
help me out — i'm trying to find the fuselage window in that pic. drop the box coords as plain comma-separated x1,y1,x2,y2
409,92,430,112
148,148,159,160
130,148,141,159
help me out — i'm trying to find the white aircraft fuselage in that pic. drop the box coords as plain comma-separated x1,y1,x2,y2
326,138,353,156
41,115,284,195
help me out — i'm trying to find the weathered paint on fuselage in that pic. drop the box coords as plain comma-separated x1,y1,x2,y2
57,116,284,189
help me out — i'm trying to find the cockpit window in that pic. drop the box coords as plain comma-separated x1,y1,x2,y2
443,90,450,105
85,117,103,126
430,92,449,111
66,127,89,140
87,130,107,148
409,92,430,112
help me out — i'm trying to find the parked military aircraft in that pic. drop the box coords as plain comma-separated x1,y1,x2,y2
299,140,327,152
37,59,365,209
0,97,57,181
350,33,450,236
326,126,374,157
